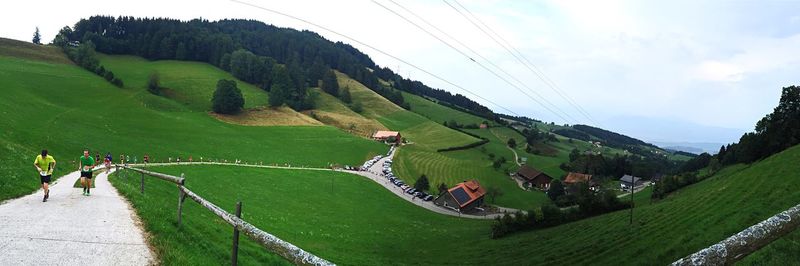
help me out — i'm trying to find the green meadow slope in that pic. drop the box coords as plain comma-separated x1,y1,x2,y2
111,143,800,265
0,39,385,200
401,90,489,127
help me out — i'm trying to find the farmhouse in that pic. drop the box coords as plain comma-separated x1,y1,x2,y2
564,172,593,185
563,172,601,192
620,175,645,191
434,180,486,213
372,130,401,144
514,165,552,190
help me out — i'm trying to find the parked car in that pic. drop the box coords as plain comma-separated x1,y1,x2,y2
423,195,434,201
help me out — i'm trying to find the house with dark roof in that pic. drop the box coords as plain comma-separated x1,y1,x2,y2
514,165,552,190
620,175,645,191
434,180,486,213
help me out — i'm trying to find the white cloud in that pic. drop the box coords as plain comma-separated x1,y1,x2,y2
694,61,744,82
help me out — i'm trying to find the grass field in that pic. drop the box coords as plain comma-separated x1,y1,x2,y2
99,55,270,111
336,71,402,118
402,91,489,126
306,88,387,136
111,143,800,265
0,39,386,201
109,165,496,265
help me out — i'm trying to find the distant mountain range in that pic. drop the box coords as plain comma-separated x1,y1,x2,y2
651,141,724,155
602,116,745,146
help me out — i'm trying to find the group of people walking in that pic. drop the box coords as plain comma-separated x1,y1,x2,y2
33,149,110,202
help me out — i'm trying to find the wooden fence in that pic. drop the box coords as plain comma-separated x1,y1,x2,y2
116,164,334,266
672,202,800,265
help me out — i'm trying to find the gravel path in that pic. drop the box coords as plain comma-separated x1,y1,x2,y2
0,169,155,265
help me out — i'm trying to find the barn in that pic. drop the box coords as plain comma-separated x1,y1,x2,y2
372,131,401,144
514,165,553,190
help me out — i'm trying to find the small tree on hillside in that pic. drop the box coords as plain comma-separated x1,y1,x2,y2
437,183,448,195
547,179,565,201
269,66,292,107
321,69,339,97
414,174,430,192
103,71,115,82
507,138,517,148
32,27,41,45
350,101,363,113
486,186,504,204
212,79,244,114
111,78,123,88
339,86,352,104
147,72,161,95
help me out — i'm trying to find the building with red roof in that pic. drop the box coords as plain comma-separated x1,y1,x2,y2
434,180,486,213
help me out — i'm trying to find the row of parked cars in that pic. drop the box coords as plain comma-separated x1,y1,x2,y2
382,159,434,201
360,155,383,171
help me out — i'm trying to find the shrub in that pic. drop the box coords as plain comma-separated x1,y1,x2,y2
147,72,161,95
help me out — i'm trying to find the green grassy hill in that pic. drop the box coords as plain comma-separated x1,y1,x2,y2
0,39,386,200
99,54,324,127
402,91,489,126
306,87,387,137
111,142,800,265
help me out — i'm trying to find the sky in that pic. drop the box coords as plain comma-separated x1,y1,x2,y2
3,0,799,144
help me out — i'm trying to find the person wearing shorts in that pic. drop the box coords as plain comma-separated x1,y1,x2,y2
34,149,56,202
79,149,96,196
105,152,112,170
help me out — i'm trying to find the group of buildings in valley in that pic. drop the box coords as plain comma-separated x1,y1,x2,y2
369,130,648,215
513,164,648,192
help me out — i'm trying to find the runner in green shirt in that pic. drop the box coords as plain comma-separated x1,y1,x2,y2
33,149,56,202
79,149,96,196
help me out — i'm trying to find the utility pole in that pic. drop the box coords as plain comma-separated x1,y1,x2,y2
629,176,634,225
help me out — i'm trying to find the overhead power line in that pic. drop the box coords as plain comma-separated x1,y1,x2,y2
372,0,575,124
445,0,604,127
229,0,523,117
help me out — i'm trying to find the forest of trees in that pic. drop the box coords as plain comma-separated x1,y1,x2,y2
649,86,800,199
572,124,656,150
54,16,494,116
560,147,680,181
669,86,800,173
552,128,591,142
717,86,800,165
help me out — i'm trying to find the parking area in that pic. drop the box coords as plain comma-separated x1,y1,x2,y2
346,146,505,219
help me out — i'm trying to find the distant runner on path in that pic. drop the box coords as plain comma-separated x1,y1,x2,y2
33,149,56,202
104,152,112,171
80,149,96,196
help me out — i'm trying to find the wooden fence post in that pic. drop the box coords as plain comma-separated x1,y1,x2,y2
232,201,242,266
177,173,186,226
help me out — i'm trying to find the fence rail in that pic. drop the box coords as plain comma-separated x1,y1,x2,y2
116,164,334,266
672,202,800,265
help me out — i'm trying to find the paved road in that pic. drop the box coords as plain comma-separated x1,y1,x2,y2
0,169,154,265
